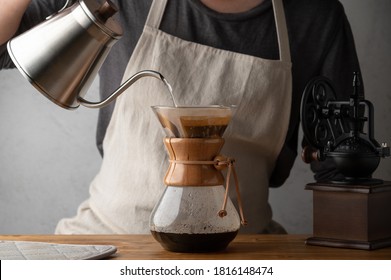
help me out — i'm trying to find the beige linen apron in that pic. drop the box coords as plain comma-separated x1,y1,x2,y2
56,0,292,234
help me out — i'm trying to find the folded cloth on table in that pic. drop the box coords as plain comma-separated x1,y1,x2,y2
0,240,117,260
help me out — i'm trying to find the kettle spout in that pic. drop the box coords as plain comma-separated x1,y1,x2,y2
78,70,176,109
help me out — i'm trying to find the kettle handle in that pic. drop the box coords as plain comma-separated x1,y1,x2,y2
59,0,77,13
78,70,171,109
46,0,77,19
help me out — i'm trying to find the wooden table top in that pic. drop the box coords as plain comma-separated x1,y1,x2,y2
1,234,390,260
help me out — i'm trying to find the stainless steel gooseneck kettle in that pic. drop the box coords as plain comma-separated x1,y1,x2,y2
7,0,168,110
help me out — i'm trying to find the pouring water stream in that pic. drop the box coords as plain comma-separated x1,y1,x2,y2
161,76,178,107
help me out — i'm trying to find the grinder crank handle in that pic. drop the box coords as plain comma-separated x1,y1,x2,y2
301,146,320,164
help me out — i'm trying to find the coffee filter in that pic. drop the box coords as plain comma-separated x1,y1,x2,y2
152,105,235,138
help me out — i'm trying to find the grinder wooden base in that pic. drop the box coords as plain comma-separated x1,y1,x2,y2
305,181,391,250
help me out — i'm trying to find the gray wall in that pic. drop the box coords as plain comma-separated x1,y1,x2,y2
0,0,390,234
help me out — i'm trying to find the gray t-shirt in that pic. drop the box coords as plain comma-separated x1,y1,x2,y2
0,0,361,186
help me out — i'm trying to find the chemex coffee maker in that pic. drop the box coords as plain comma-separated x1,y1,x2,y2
150,106,247,252
301,72,390,250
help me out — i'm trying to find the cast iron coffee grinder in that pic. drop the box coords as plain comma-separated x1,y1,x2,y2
149,106,247,252
301,72,390,250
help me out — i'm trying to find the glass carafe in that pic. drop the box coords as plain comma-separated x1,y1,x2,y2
149,106,245,252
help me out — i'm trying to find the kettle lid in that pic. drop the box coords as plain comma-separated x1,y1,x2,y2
80,0,123,38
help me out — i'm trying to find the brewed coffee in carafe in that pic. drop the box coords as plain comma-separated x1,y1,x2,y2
150,106,245,252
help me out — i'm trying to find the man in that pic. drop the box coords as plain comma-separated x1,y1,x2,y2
0,0,361,234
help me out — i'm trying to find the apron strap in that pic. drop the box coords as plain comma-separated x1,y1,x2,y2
145,0,168,29
272,0,291,63
145,0,291,63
